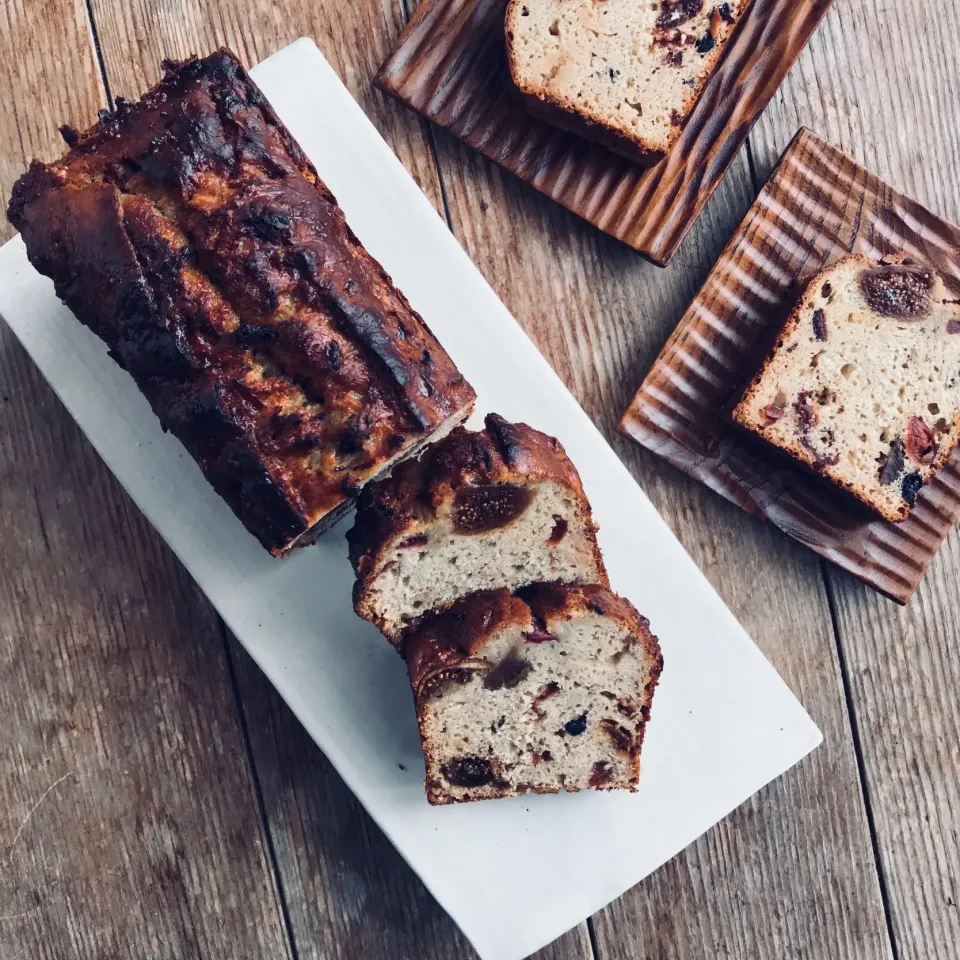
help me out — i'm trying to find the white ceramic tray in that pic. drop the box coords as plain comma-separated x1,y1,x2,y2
0,39,821,960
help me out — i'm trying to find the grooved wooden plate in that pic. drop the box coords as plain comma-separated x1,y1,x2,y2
620,129,960,603
375,0,834,265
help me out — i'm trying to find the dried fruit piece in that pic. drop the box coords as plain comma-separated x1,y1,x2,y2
812,309,828,341
589,761,615,787
548,515,569,544
877,439,906,485
901,472,924,506
709,7,722,38
696,32,716,53
397,533,428,549
859,264,935,318
600,719,635,753
947,319,960,335
453,483,534,534
794,392,819,430
532,681,561,718
760,403,785,425
422,668,476,700
563,713,588,736
656,0,704,29
717,2,734,22
523,615,556,644
441,756,494,787
905,416,938,465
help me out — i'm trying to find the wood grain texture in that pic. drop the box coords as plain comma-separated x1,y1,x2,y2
2,0,954,958
376,0,834,265
748,2,960,955
621,129,960,604
0,4,295,959
413,60,893,955
78,2,595,957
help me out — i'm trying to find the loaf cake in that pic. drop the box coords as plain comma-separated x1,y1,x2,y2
347,413,607,645
732,254,960,522
406,584,662,804
7,50,475,556
505,0,749,165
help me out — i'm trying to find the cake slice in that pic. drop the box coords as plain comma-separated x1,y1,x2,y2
505,0,750,165
405,584,662,805
732,254,960,522
347,413,608,645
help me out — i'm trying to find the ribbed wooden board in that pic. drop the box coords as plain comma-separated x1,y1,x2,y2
375,0,834,265
620,129,960,603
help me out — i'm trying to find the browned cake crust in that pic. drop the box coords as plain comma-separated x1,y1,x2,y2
406,584,663,805
7,49,475,555
346,412,608,633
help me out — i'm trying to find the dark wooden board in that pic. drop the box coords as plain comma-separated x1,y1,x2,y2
621,129,960,603
375,0,834,265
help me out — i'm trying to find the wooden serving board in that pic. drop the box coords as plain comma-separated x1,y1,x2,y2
375,0,834,265
620,129,960,604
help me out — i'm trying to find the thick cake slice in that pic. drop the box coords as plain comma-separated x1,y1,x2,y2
406,584,662,805
347,413,608,645
505,0,749,165
733,254,960,522
8,50,475,556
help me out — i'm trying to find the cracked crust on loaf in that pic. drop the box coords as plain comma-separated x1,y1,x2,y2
7,49,475,555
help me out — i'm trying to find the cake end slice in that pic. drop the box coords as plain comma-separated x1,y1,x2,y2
732,254,960,522
505,0,750,165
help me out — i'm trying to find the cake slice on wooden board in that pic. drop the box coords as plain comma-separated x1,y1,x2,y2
406,584,662,805
347,413,608,646
732,254,960,522
505,0,750,165
7,49,476,556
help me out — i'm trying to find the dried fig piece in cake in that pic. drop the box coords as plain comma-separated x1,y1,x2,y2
347,413,608,645
732,254,960,521
406,586,662,805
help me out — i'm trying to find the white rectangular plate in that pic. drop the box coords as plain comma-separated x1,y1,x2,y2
0,39,821,960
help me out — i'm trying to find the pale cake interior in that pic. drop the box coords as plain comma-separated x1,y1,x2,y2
733,256,960,521
421,608,654,803
507,0,747,152
369,481,604,637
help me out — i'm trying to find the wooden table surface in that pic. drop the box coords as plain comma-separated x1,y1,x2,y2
1,2,957,958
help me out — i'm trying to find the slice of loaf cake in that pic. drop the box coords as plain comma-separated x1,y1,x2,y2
406,584,662,805
347,413,607,645
733,255,960,522
505,0,749,165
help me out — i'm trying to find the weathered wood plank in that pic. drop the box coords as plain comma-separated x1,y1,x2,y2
0,4,294,958
81,2,594,957
405,0,894,949
749,1,960,956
